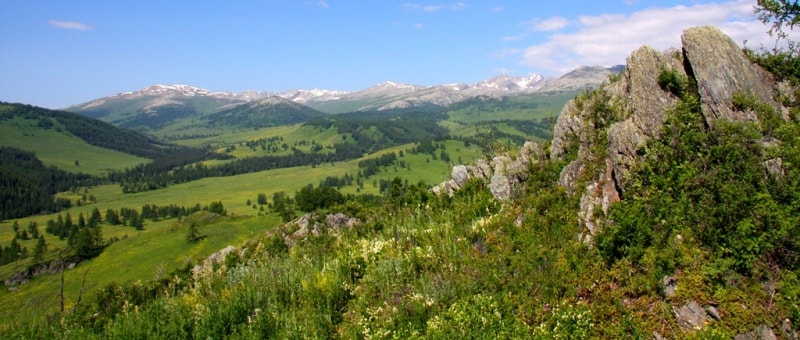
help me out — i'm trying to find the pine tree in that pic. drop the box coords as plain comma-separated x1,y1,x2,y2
186,222,201,243
32,235,46,265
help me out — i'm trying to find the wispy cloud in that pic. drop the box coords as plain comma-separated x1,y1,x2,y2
491,6,504,13
501,16,569,42
491,48,521,59
392,21,425,29
404,2,468,12
48,20,92,31
533,17,569,31
517,0,799,75
318,0,329,9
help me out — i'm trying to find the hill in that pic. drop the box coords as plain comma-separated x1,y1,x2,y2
205,96,325,129
0,102,170,160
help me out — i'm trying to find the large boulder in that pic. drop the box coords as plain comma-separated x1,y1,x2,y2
682,26,779,125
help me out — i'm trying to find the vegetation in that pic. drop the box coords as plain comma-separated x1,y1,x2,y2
0,102,170,159
5,18,800,336
0,147,92,220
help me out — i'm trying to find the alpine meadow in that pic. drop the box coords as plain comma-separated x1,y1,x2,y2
1,1,800,338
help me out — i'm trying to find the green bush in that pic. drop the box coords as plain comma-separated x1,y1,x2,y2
657,69,687,98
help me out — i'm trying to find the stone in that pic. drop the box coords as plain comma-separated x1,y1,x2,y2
192,245,236,279
550,99,585,160
734,324,777,340
662,276,677,297
764,158,785,178
782,319,797,340
326,213,360,230
673,300,707,331
489,173,511,200
606,45,683,194
704,305,722,321
450,165,470,188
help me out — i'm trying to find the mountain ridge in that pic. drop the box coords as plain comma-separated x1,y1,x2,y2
66,65,623,118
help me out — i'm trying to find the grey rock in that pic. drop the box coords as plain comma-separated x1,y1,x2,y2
550,99,585,160
606,45,684,193
433,141,544,201
547,26,797,242
673,300,707,331
326,213,360,230
558,160,584,192
782,318,797,340
764,158,785,178
192,245,236,279
735,324,777,340
704,305,722,321
450,165,470,188
489,173,511,200
682,26,779,126
578,181,602,241
662,276,677,297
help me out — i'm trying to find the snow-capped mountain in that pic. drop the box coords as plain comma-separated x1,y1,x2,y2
67,65,622,120
467,74,547,93
279,89,350,104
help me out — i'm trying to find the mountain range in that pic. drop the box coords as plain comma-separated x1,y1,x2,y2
67,65,623,122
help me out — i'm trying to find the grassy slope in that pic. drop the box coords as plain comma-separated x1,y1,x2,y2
0,118,149,176
445,93,572,124
0,139,482,324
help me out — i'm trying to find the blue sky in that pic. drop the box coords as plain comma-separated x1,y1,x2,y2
0,0,793,109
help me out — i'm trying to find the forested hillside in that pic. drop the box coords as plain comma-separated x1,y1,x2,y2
0,102,169,159
0,147,92,220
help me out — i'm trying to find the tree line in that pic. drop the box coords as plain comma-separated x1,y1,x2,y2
0,146,94,220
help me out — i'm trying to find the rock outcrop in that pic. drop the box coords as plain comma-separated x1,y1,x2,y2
549,26,793,240
682,26,780,125
433,141,544,200
433,26,795,242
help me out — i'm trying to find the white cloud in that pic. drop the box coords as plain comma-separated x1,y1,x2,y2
502,33,529,42
518,0,799,75
48,20,92,31
491,6,504,12
502,16,569,42
318,0,329,8
533,17,569,31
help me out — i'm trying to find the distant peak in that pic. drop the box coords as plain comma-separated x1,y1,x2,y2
375,80,419,89
138,84,214,95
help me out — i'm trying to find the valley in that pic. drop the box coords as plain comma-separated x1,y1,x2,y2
1,21,799,338
0,75,572,327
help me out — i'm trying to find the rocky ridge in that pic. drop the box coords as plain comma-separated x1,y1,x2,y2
549,26,791,242
431,25,798,337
